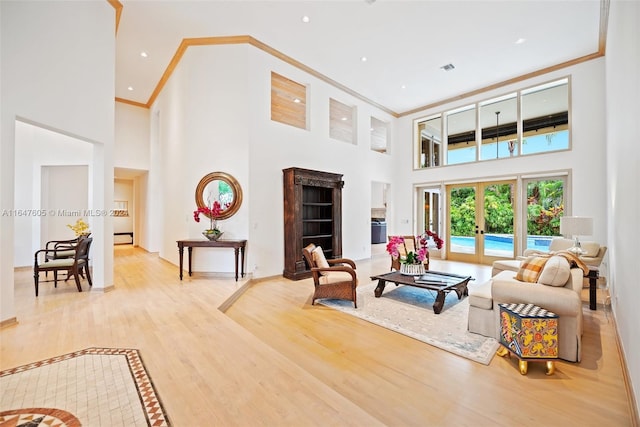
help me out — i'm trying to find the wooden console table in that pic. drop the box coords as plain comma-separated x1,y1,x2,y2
176,239,247,281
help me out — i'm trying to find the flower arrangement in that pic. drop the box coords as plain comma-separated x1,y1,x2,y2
67,218,90,237
387,230,443,265
386,236,427,265
419,230,444,250
193,200,224,233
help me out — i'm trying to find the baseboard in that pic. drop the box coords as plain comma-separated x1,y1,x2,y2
612,309,640,426
90,285,116,293
0,317,18,329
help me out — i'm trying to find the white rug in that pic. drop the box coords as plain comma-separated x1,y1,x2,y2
318,281,499,365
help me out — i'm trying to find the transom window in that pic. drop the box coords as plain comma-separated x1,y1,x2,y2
415,77,570,169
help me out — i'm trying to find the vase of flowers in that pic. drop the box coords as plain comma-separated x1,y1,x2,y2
194,201,224,241
387,231,443,275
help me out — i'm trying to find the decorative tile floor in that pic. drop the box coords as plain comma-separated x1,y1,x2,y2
0,348,170,426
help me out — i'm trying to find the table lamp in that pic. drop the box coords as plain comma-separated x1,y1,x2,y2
559,216,593,255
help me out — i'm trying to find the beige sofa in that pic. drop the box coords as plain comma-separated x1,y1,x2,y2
468,258,584,362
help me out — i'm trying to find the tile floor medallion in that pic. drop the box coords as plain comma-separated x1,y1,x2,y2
0,348,170,426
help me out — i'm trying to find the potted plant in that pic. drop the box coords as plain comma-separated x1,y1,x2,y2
193,201,225,240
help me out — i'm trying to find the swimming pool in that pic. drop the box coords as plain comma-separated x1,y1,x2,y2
449,235,553,255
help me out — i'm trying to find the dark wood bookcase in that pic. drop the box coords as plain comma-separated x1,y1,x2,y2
283,167,344,280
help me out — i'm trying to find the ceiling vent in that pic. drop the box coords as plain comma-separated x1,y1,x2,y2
440,63,455,71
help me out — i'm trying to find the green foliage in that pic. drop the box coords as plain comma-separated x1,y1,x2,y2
449,180,563,238
527,180,564,236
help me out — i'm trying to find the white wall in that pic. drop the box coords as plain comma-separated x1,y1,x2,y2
1,1,115,321
605,0,640,414
146,43,396,278
13,121,93,266
394,60,608,250
115,103,150,171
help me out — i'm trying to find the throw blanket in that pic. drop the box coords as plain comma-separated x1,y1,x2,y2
516,250,590,283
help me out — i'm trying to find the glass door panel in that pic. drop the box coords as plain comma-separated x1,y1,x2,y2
483,182,516,261
447,185,477,260
524,178,566,253
447,180,516,264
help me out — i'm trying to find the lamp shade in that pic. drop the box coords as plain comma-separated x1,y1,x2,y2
559,216,593,237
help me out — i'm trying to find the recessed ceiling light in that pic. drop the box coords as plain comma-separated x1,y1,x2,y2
440,63,455,71
361,56,368,62
127,86,134,91
401,85,406,89
515,38,526,45
293,98,301,103
341,117,348,121
140,51,148,58
301,15,310,23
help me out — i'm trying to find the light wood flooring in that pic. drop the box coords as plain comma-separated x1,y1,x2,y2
1,245,637,426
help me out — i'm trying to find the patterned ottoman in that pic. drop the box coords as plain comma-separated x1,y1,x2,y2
497,303,559,375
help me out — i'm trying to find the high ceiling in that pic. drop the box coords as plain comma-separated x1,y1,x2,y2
115,0,604,116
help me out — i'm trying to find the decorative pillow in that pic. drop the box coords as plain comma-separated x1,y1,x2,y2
580,242,600,258
537,256,571,287
312,246,330,275
515,256,549,283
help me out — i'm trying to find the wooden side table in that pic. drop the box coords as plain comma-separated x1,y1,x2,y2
587,267,599,310
497,303,559,375
176,239,247,281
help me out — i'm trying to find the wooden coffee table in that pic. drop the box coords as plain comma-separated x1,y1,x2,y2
370,270,472,314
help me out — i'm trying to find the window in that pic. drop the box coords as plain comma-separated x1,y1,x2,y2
523,177,567,253
479,93,518,160
521,79,569,155
370,116,389,153
415,77,570,168
329,98,356,144
271,72,307,129
416,115,441,167
446,105,476,165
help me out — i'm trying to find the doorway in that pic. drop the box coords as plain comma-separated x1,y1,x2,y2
446,180,517,265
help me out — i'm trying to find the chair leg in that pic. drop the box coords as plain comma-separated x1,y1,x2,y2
73,269,82,292
34,270,39,297
54,271,58,288
85,265,93,287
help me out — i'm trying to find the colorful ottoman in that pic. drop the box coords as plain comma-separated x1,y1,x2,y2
497,303,559,375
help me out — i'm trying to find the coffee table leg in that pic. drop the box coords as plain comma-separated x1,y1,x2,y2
433,291,446,314
374,279,386,297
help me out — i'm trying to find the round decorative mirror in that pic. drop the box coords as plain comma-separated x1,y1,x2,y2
195,172,243,220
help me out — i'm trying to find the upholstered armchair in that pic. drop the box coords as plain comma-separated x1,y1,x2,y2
302,243,358,308
34,237,93,296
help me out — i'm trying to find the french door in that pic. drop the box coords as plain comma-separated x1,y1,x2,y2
446,180,517,265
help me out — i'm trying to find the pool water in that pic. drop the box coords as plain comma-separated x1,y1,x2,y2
450,235,552,254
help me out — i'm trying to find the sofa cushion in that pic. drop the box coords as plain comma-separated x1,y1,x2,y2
537,256,571,287
580,241,600,258
515,256,548,283
468,280,493,310
312,246,330,274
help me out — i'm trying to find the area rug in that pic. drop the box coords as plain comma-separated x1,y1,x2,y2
318,282,500,365
0,347,171,426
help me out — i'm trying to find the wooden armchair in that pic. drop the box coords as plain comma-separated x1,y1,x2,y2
388,235,430,271
34,237,93,296
302,243,358,308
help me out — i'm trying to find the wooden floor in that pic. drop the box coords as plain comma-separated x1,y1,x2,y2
1,246,637,426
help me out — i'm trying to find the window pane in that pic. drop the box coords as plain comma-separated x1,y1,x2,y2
521,79,569,155
525,178,565,252
479,94,518,160
447,106,476,165
416,115,441,168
